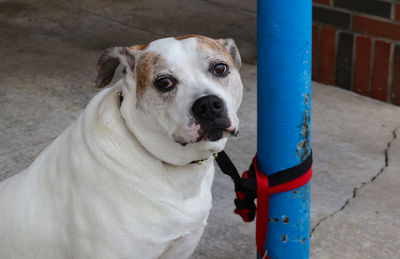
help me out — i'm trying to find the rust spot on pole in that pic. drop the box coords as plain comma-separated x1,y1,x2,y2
282,216,289,224
282,234,287,243
297,93,310,161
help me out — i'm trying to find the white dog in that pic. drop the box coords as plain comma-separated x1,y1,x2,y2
0,35,243,259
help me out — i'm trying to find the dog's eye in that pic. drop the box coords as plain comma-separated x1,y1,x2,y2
213,63,228,76
154,77,175,91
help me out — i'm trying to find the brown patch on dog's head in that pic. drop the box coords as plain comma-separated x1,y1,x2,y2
175,35,226,53
128,43,150,51
174,34,202,41
175,35,241,68
216,38,242,69
136,51,165,99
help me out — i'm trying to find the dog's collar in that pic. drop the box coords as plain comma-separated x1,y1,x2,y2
191,153,219,165
117,91,218,166
117,91,123,106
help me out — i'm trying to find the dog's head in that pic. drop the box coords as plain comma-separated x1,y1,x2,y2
95,35,243,165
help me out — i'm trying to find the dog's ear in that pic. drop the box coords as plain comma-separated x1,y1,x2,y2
217,38,242,69
95,47,135,88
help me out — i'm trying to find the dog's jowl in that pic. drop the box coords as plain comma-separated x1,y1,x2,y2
0,35,243,259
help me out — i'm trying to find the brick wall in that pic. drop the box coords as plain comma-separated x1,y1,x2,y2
312,0,400,105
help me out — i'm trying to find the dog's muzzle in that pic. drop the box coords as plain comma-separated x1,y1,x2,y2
191,95,235,142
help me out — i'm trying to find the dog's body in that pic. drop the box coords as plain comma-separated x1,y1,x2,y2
0,35,243,259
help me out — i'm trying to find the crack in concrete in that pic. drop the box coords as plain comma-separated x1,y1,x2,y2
310,127,398,237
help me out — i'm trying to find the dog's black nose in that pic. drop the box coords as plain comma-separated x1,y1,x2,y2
192,95,225,121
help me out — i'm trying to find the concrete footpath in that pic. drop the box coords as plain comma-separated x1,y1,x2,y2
1,0,400,258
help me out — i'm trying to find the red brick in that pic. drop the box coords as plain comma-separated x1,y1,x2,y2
371,40,391,102
353,36,372,96
395,4,400,22
313,0,330,5
319,27,336,85
353,15,400,42
390,46,400,105
312,25,320,81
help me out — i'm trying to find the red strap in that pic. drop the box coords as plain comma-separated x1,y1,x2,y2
255,162,270,258
253,156,312,258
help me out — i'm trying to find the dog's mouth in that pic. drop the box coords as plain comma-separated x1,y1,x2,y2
197,128,238,142
173,121,238,146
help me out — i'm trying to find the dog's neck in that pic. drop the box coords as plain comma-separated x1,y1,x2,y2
117,84,227,166
116,90,216,166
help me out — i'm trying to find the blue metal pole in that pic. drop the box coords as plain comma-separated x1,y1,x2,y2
257,0,312,258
